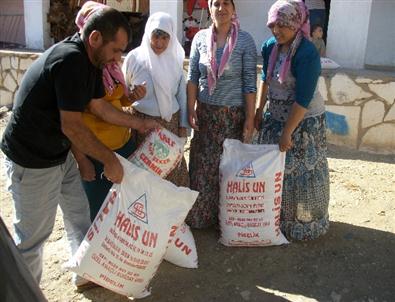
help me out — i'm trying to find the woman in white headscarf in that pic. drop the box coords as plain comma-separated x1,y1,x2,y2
122,12,190,187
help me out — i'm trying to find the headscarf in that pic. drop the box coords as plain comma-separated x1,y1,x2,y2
133,12,185,122
266,0,310,84
207,10,240,95
75,1,129,97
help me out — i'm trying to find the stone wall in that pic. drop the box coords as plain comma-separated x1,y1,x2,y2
0,50,39,107
320,69,395,155
1,50,394,155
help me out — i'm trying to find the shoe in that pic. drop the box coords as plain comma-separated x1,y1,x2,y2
75,281,101,293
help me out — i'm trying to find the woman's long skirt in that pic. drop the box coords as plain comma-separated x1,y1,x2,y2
256,112,330,240
186,102,245,229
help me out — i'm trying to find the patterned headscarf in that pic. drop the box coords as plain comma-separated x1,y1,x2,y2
207,1,239,95
266,0,310,84
75,1,129,97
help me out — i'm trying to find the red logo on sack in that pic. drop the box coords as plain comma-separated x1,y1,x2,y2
236,162,256,178
128,193,149,224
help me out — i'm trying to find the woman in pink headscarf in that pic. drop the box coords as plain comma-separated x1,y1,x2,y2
72,1,149,222
186,0,257,229
254,0,329,241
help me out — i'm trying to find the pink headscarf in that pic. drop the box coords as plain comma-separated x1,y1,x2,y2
75,1,129,97
207,13,240,95
266,0,310,84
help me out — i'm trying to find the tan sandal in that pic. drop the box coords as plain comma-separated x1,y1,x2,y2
75,281,101,293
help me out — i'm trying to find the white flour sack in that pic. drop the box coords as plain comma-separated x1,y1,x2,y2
164,223,198,268
67,155,198,298
219,139,289,247
128,127,198,269
320,57,340,69
128,127,186,178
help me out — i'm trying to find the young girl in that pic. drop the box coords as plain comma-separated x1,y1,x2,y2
311,24,326,57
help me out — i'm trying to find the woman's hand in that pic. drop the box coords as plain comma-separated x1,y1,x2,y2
188,108,199,131
77,156,96,181
187,82,199,131
279,132,293,152
178,127,188,138
129,82,147,102
254,108,264,131
242,118,255,144
278,102,307,152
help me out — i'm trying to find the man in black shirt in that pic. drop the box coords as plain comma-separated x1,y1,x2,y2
0,6,157,288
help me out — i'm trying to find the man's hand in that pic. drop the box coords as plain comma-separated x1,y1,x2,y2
103,153,123,184
135,118,160,134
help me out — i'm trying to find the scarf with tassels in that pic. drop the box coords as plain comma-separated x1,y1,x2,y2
207,14,240,95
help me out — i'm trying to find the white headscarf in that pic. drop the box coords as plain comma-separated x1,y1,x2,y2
134,12,185,122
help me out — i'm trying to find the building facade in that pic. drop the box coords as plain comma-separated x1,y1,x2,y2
1,0,394,154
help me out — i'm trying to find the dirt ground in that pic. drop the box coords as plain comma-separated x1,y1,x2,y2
0,111,394,302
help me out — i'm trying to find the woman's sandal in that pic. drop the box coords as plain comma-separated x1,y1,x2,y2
75,281,101,293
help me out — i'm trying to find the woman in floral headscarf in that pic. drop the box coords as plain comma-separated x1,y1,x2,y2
186,0,257,229
254,0,329,241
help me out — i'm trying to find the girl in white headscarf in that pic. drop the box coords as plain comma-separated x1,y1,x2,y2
122,12,190,187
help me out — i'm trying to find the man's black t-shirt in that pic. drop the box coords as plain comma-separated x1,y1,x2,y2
0,34,105,168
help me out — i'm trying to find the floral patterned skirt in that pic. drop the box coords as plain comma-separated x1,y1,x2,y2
130,110,190,188
256,112,330,241
186,102,245,229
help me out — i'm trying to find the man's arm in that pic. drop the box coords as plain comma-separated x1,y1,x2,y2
61,110,123,183
87,98,158,133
